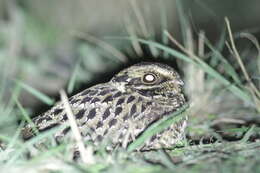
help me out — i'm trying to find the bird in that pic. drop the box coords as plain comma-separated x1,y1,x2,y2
21,62,187,150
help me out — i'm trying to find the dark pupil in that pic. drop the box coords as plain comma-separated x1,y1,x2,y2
143,74,156,83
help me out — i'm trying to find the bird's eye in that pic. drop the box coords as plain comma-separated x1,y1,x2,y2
142,73,157,84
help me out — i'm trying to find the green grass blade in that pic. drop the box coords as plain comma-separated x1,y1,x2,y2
15,80,54,105
127,104,189,152
67,60,81,94
218,127,260,135
106,36,251,103
15,98,39,135
159,2,169,58
29,144,67,163
6,122,25,148
209,27,226,67
175,0,189,46
7,124,68,164
205,32,242,85
240,125,256,143
195,59,251,101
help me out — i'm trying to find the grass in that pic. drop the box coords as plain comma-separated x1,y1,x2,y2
127,104,189,152
0,1,260,173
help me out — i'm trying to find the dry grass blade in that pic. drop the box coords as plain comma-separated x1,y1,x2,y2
198,31,205,57
163,30,252,102
211,118,246,126
225,17,260,100
59,90,94,164
164,30,191,57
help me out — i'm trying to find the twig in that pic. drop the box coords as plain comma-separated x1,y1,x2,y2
60,90,94,164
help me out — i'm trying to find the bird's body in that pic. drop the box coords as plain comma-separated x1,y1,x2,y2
22,62,187,150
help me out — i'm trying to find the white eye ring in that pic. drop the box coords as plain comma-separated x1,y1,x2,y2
143,73,157,83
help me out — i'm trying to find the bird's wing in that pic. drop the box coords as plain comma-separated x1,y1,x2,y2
21,82,119,139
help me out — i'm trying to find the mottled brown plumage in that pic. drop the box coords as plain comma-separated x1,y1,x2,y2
22,62,187,150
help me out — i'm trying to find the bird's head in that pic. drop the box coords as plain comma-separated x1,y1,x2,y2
111,62,185,101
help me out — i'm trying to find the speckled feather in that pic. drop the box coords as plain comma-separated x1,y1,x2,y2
22,62,187,149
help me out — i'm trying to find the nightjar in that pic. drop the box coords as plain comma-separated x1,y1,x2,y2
22,62,187,150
